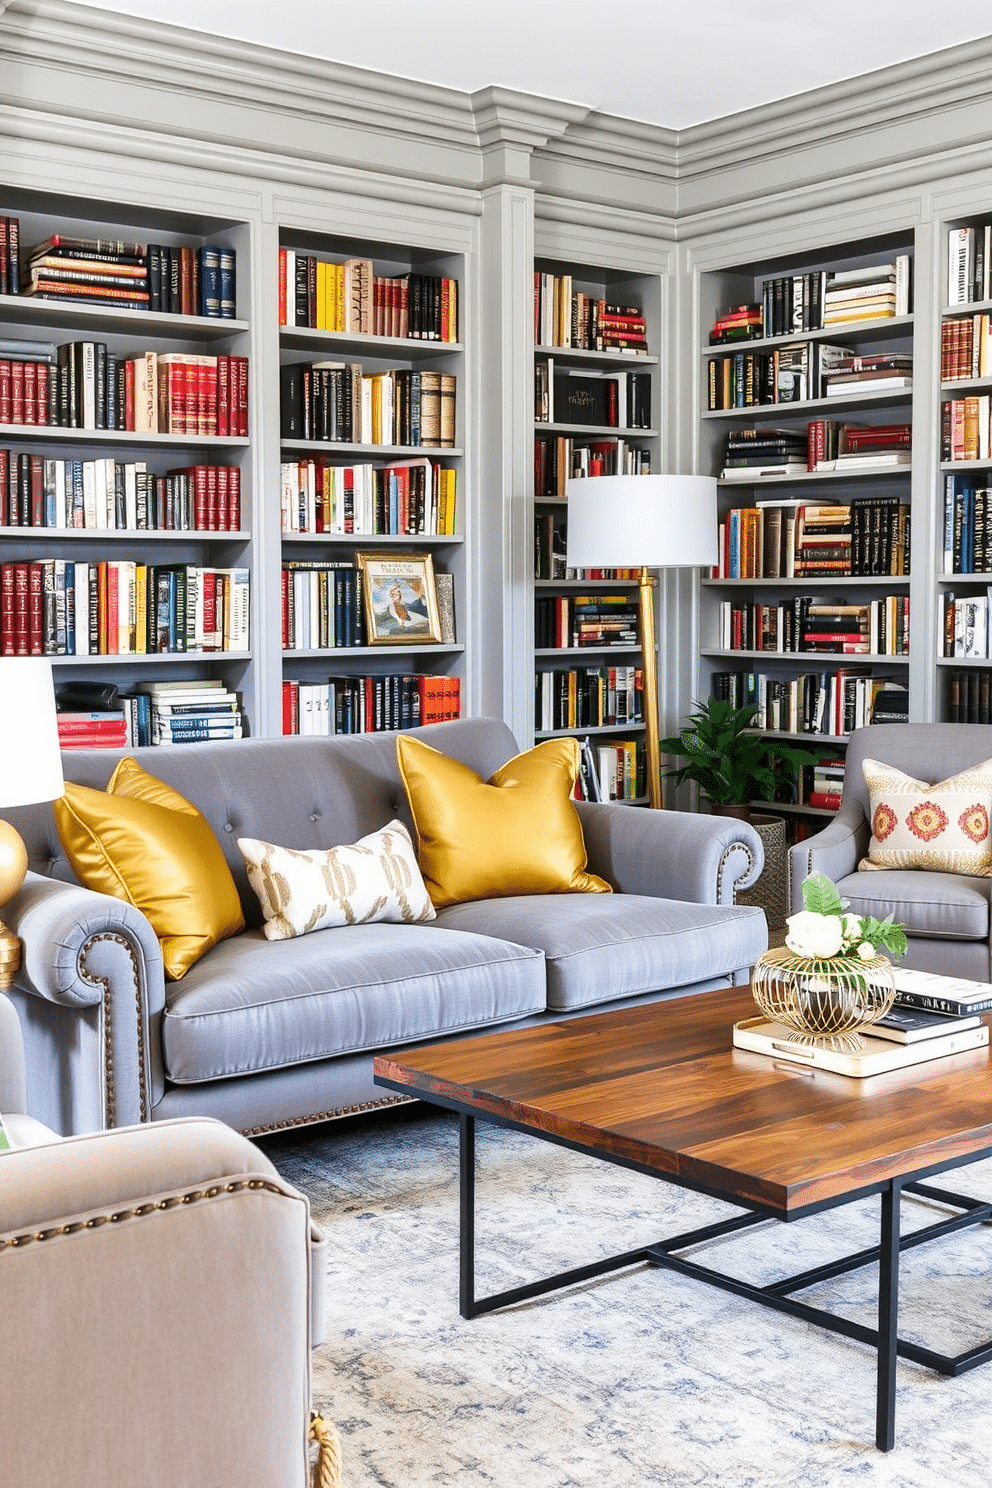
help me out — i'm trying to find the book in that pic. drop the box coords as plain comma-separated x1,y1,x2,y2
733,1015,989,1076
869,1006,982,1043
891,967,992,1015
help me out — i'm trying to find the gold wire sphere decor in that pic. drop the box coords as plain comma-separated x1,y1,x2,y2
751,944,897,1052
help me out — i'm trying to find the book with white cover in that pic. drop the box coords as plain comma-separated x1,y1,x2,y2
892,967,992,1014
733,1016,988,1077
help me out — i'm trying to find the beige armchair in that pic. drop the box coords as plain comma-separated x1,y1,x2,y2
0,993,334,1488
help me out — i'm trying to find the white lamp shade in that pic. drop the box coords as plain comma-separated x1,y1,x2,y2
0,658,65,808
565,474,718,570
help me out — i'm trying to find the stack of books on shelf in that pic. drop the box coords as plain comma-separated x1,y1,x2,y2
0,341,248,435
721,426,808,479
575,736,645,803
535,664,643,732
281,560,365,650
534,438,651,496
819,352,913,396
947,669,992,723
831,422,911,471
280,363,455,449
535,594,638,650
806,755,845,810
0,216,21,293
56,706,129,750
278,252,457,341
281,672,459,735
16,234,235,317
712,670,904,737
279,456,455,536
0,451,240,531
940,315,991,380
821,257,911,324
533,275,649,354
941,591,992,660
947,223,992,306
942,396,991,462
708,304,764,344
138,679,243,746
942,474,992,572
0,560,249,657
535,362,651,428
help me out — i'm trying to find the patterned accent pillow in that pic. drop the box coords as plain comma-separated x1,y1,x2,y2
859,757,992,876
237,820,436,940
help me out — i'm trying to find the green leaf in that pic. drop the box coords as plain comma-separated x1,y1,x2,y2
801,871,845,917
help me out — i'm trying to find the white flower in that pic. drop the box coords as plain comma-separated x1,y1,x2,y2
857,942,876,961
842,914,863,946
785,910,845,959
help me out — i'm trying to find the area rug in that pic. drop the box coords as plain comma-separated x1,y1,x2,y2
261,1107,992,1488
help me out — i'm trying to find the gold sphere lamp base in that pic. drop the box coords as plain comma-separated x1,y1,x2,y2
0,817,29,992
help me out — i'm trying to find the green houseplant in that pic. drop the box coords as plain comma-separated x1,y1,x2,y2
660,697,821,817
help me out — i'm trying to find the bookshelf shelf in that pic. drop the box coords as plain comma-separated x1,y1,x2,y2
0,526,249,542
537,422,658,438
702,388,913,419
281,531,461,547
282,643,463,660
534,644,641,658
279,327,463,358
280,439,462,459
701,649,909,664
700,313,914,357
0,425,248,448
0,298,249,341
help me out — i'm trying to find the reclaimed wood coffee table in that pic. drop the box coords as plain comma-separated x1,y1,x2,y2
374,983,992,1450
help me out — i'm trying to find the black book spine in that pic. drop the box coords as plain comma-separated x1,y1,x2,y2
147,245,162,312
295,254,310,328
94,342,107,429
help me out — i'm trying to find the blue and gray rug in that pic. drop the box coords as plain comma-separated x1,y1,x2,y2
264,1107,992,1488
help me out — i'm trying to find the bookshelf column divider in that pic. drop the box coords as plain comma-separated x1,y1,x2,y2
253,215,287,739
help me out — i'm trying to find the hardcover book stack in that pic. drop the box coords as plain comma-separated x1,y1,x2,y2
820,352,913,396
280,362,455,449
833,422,911,471
534,593,638,650
278,251,458,341
17,235,235,317
56,706,130,750
0,560,249,657
280,456,455,537
535,663,642,732
708,304,764,344
942,474,992,573
806,756,845,810
721,426,808,479
0,451,240,531
947,223,992,306
942,396,991,461
533,274,649,355
0,216,21,294
137,679,243,746
716,595,907,656
281,559,364,650
940,315,991,380
822,257,911,324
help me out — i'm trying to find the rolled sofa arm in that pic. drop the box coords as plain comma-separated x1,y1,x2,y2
787,805,868,913
575,802,763,906
0,1118,319,1488
4,871,166,1134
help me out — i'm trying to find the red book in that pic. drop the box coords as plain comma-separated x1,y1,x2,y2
236,356,248,437
21,362,36,425
27,561,43,655
216,354,230,437
0,360,11,421
201,568,217,650
203,360,218,437
0,448,8,525
29,454,44,526
213,464,227,530
179,245,195,316
278,248,287,328
124,358,135,430
0,562,15,653
281,569,290,649
281,679,298,735
35,362,49,424
227,465,241,529
11,362,25,424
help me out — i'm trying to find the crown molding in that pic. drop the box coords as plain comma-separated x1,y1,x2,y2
470,86,589,153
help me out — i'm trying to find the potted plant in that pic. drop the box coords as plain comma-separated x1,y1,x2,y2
660,697,821,820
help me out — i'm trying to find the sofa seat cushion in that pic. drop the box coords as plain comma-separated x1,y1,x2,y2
162,923,546,1084
432,895,768,1013
836,870,990,941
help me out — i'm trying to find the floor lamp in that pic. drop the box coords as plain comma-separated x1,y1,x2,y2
0,658,65,989
565,474,718,809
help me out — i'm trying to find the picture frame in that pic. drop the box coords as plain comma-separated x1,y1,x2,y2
358,551,442,645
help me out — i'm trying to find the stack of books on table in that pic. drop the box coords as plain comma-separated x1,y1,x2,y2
134,679,243,746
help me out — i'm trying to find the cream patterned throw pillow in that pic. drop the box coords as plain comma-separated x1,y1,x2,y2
859,757,992,876
237,820,436,939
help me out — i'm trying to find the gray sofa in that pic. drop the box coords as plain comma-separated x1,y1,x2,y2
789,723,992,979
5,716,767,1137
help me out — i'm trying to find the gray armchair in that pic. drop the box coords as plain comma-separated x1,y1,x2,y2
0,993,332,1488
788,723,992,979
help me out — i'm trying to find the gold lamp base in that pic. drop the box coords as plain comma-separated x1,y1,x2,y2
0,818,28,991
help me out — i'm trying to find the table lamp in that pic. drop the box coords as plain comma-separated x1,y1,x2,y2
0,658,65,988
565,474,718,809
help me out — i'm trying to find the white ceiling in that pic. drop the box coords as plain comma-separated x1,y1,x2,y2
77,0,992,131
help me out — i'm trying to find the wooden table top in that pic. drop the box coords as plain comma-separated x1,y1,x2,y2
374,984,992,1216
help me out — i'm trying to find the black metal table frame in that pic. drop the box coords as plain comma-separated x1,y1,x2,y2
375,1073,992,1453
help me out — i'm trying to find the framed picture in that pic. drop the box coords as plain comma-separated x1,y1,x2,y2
358,552,442,645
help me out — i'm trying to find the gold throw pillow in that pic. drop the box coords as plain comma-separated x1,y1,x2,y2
54,757,245,979
396,734,612,908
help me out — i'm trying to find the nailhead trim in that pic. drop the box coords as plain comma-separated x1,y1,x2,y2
78,933,149,1127
242,1093,412,1138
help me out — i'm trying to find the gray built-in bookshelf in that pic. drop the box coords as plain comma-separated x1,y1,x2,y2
6,1,992,774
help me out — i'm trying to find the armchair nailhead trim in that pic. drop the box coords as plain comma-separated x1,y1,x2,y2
0,1178,286,1255
78,932,150,1127
723,842,758,905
